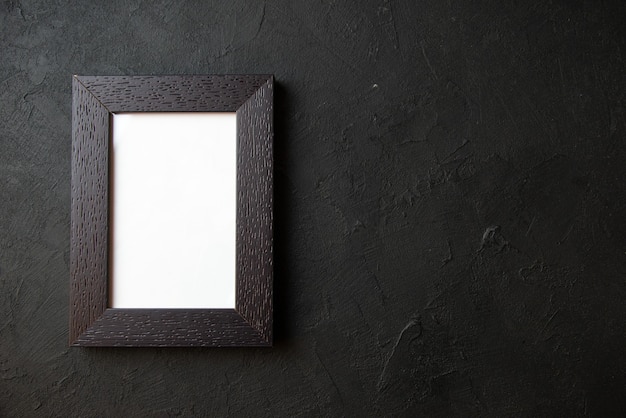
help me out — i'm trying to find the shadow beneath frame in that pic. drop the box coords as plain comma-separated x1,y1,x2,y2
77,80,295,352
272,80,295,345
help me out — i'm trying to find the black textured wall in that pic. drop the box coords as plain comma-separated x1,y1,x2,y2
1,1,625,416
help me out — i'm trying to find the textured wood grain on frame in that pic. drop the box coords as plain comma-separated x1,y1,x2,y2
70,75,273,347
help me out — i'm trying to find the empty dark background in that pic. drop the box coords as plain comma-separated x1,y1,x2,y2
2,1,625,416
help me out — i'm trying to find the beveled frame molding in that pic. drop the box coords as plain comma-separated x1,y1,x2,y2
70,75,273,347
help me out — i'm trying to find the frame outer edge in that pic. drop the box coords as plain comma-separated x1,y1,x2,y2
70,77,110,345
70,75,274,347
236,76,274,345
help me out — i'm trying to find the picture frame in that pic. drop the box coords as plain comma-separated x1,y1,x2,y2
70,75,273,347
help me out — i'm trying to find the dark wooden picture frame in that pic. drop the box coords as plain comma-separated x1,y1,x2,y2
70,75,273,347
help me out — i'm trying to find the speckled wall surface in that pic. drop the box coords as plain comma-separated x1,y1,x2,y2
1,1,626,416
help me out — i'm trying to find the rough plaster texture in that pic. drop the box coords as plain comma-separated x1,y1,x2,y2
1,0,626,416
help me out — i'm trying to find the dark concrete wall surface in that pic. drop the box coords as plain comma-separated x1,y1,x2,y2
1,1,625,416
